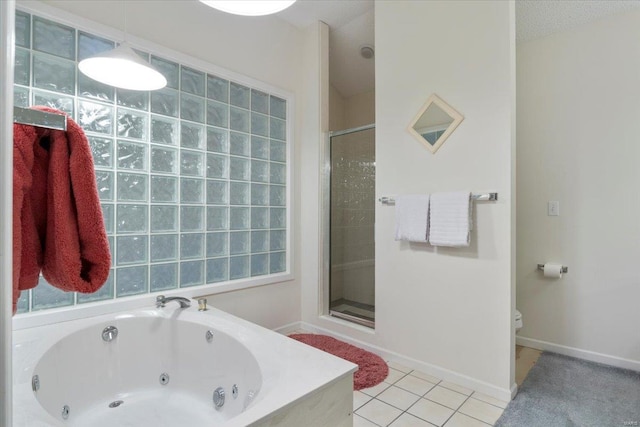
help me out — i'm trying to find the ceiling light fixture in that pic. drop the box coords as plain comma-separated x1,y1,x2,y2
360,45,375,59
198,0,297,16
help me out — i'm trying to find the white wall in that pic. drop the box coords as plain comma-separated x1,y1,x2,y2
302,0,516,399
344,89,375,129
516,10,640,370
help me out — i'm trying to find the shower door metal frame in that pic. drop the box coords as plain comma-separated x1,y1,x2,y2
323,124,375,329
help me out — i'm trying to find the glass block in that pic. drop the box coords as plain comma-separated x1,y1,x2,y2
180,233,204,259
206,180,228,205
270,140,286,162
251,89,269,114
207,206,228,231
206,154,228,179
207,100,228,128
33,17,75,60
251,231,269,253
251,136,269,160
117,204,148,233
229,255,250,279
270,117,286,141
270,185,286,206
108,236,114,266
118,173,148,201
180,151,204,176
251,207,269,229
181,122,204,149
230,157,250,181
151,88,179,117
116,266,148,297
33,53,75,95
14,86,30,108
151,115,178,145
150,263,178,292
251,160,269,183
180,178,204,203
16,289,29,314
117,141,147,171
270,252,286,273
270,95,286,119
117,108,148,140
230,182,249,205
230,107,249,133
230,207,249,230
251,184,269,206
151,146,177,173
230,132,250,157
270,162,286,184
151,56,179,89
116,235,148,265
207,75,228,102
32,276,74,311
180,93,205,123
150,234,178,261
101,203,114,234
78,70,115,103
206,232,228,257
96,171,114,201
251,253,269,276
78,31,114,61
180,260,204,287
230,82,250,109
230,232,249,255
207,127,228,153
151,205,177,232
117,88,149,110
14,48,30,86
270,230,286,251
181,66,205,96
251,113,269,137
181,206,204,231
77,271,114,303
15,11,31,49
206,258,228,283
33,89,74,117
151,176,177,202
133,48,149,61
78,100,114,135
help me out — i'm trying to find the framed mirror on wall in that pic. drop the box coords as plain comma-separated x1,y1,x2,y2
408,93,464,154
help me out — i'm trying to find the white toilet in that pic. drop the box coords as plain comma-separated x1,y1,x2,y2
515,310,523,333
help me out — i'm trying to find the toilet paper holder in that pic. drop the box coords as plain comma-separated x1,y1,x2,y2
537,264,568,273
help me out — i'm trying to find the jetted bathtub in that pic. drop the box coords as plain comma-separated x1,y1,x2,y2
13,302,357,426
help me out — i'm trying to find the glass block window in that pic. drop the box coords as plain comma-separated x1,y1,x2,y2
13,10,288,314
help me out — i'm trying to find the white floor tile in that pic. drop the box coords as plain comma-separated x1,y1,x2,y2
458,398,504,425
395,375,437,396
439,381,473,396
354,414,381,427
410,370,442,384
354,390,373,411
387,361,413,373
444,412,491,427
361,381,392,397
385,368,406,384
390,412,435,427
356,399,404,427
377,385,421,411
470,392,508,409
424,385,468,410
407,398,455,426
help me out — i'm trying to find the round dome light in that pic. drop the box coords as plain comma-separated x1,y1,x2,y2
199,0,297,16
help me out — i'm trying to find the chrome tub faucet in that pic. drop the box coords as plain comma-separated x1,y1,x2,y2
156,295,191,308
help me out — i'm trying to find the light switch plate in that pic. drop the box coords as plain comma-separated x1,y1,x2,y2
548,201,560,216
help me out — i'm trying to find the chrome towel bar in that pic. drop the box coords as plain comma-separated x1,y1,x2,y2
379,192,498,205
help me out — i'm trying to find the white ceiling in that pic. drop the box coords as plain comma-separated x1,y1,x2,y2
278,0,640,99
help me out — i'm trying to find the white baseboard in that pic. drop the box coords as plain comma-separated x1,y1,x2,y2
292,321,514,402
516,336,640,372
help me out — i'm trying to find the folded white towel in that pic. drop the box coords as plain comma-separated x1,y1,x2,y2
395,195,430,242
428,191,472,247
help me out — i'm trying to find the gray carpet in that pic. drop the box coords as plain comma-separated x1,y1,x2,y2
496,352,640,427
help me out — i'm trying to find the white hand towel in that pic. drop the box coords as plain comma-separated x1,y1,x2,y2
428,191,472,247
394,195,430,242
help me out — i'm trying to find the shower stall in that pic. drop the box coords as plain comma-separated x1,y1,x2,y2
327,125,375,328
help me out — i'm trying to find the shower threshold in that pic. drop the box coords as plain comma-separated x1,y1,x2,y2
330,299,375,328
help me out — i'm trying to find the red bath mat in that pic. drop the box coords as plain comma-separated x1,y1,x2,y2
288,334,388,390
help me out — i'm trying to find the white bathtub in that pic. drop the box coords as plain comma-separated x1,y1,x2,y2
13,302,357,426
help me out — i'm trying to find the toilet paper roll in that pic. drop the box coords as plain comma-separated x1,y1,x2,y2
543,263,563,278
